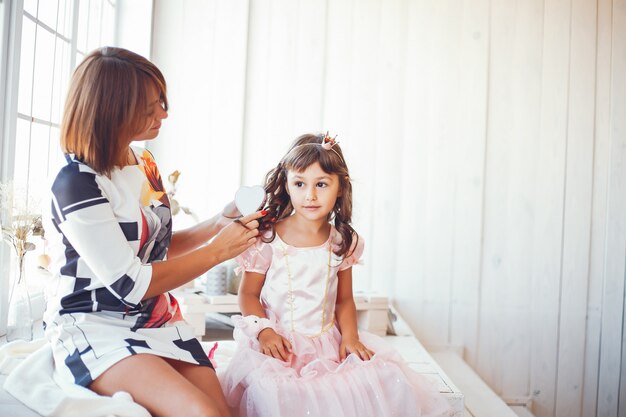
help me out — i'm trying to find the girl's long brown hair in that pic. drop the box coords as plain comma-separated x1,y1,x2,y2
260,133,359,258
61,47,168,176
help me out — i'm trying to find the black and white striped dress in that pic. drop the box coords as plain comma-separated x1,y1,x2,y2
43,149,211,387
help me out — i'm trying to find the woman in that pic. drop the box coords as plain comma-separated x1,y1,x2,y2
43,47,261,417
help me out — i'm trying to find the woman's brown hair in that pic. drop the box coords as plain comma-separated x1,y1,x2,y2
60,47,168,175
260,133,359,258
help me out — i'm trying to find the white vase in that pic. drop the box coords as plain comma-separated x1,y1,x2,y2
6,253,33,342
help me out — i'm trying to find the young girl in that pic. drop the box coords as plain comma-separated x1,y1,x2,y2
220,133,451,417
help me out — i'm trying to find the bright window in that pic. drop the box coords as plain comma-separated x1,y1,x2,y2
14,0,116,203
1,0,117,330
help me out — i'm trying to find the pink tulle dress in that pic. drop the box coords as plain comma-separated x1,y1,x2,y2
219,226,451,417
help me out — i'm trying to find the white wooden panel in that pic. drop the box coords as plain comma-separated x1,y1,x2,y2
205,0,250,208
241,0,293,185
321,0,377,287
369,0,406,299
554,1,597,416
615,3,626,409
241,0,328,178
178,0,219,220
582,0,612,416
322,0,353,137
599,1,626,415
526,0,571,414
149,1,186,198
396,0,465,348
418,0,462,348
394,0,432,345
449,0,489,366
291,0,326,133
150,0,249,225
480,0,543,397
341,0,381,292
154,0,218,222
115,0,152,58
583,1,612,415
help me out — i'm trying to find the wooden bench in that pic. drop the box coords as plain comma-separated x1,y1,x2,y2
387,305,534,417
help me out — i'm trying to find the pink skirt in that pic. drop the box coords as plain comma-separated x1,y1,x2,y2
219,321,452,417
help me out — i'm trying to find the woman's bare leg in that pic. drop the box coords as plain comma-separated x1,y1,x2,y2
90,354,223,417
165,358,231,417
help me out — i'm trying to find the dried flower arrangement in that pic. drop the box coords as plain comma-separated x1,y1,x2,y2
0,181,44,259
167,170,199,223
0,181,45,341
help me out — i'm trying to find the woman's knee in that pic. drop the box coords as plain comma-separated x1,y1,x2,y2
185,400,224,417
89,355,224,417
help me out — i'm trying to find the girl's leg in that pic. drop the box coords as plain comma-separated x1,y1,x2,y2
164,358,231,417
90,354,223,417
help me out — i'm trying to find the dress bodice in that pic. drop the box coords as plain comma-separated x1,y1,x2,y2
236,225,364,337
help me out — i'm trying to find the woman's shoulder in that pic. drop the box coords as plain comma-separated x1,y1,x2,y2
51,155,101,193
50,156,109,215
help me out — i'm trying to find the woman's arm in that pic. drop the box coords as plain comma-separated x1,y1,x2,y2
335,267,374,361
168,201,242,258
143,212,262,299
168,213,226,258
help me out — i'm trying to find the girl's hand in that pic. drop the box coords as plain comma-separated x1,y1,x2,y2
339,337,374,361
258,328,292,361
211,211,264,262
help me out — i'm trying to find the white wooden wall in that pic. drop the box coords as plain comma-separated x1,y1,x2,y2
150,1,626,416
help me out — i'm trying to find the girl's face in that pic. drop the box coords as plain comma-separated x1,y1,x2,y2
286,161,340,223
134,84,168,142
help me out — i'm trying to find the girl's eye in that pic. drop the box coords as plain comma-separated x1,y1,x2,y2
317,182,327,188
294,181,304,187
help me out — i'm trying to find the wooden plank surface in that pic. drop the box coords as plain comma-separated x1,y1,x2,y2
511,405,536,417
150,0,250,221
393,0,432,347
582,0,611,415
527,0,571,415
554,0,597,415
342,0,381,292
433,351,517,417
369,0,406,302
480,0,544,398
609,1,626,416
449,0,489,367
